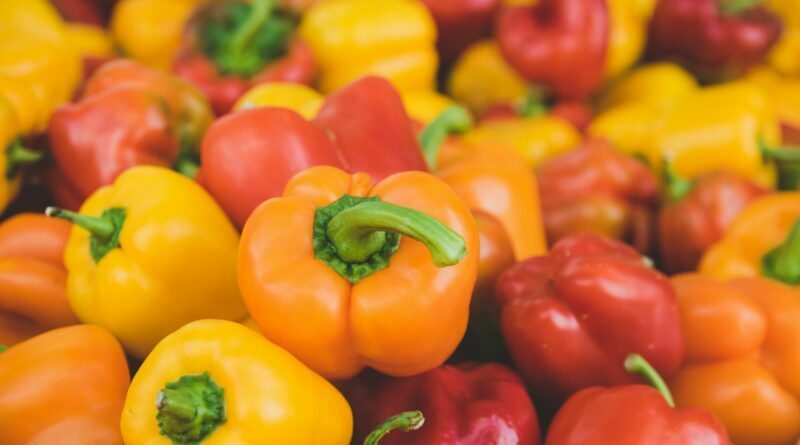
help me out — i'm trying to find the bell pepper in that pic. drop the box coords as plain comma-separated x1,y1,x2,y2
0,100,45,214
478,89,594,133
597,62,699,111
767,0,800,75
495,233,684,408
0,0,81,126
0,74,50,135
744,66,800,137
346,363,541,445
659,170,767,274
546,354,731,445
495,0,609,99
110,0,204,70
418,0,499,67
298,0,437,93
399,89,456,125
604,0,656,79
0,214,77,346
172,0,316,115
121,319,352,444
47,60,213,207
49,0,117,25
232,82,323,118
537,138,660,253
447,40,528,116
669,274,800,445
201,76,427,229
647,0,782,79
239,166,478,379
0,325,130,445
700,191,800,285
65,23,116,81
46,166,247,358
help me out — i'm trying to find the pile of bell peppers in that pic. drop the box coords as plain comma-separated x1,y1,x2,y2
4,0,800,443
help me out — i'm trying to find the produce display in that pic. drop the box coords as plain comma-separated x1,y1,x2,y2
3,0,800,444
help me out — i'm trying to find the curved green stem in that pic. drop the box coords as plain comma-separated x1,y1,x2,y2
46,206,126,263
720,0,762,15
229,0,274,55
762,217,800,285
760,139,800,190
662,161,693,202
625,354,675,408
517,88,548,118
327,201,466,266
364,411,425,445
5,140,43,179
419,105,472,171
156,372,226,444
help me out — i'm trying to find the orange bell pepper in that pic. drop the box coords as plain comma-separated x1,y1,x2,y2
669,274,800,445
700,192,800,285
0,214,78,346
0,324,130,445
238,166,478,379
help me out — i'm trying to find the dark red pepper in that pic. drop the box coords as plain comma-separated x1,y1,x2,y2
172,0,316,115
345,363,541,445
545,354,731,445
418,0,500,67
494,0,608,99
495,233,684,408
659,169,767,274
647,0,782,79
49,0,116,25
537,139,660,254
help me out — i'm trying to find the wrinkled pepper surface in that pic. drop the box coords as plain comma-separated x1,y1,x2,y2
346,363,541,445
173,0,316,115
0,214,77,346
239,166,478,379
122,319,352,445
48,166,247,358
495,233,684,407
670,274,800,445
0,325,130,445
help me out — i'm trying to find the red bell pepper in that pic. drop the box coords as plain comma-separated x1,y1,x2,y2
346,363,541,445
172,0,316,115
546,354,731,445
495,233,684,408
659,169,767,274
47,60,213,207
418,0,500,67
647,0,782,78
49,0,117,25
495,0,608,99
199,76,427,228
537,139,660,254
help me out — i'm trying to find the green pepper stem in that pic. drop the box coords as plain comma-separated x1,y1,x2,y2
326,201,467,267
762,217,800,285
229,0,274,56
174,158,199,179
625,354,675,408
720,0,762,14
517,88,548,118
662,161,693,202
419,105,472,171
0,345,7,353
5,141,43,179
45,207,115,241
761,139,800,190
156,372,226,444
364,411,425,445
156,389,197,421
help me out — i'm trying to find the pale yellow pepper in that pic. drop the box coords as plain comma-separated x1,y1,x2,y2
233,82,324,119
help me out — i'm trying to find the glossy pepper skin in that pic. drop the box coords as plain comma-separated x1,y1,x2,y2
200,76,427,229
122,319,352,445
239,166,478,379
537,139,660,254
173,0,316,115
418,0,500,66
700,191,800,284
604,0,656,79
48,60,213,207
0,325,130,445
659,171,767,274
495,233,684,407
647,0,782,79
346,363,541,445
232,81,323,117
495,0,609,99
299,0,438,93
669,274,800,445
50,166,247,358
0,214,77,346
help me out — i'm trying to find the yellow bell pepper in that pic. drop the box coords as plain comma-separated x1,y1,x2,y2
463,115,582,170
111,0,204,70
447,40,528,116
744,67,800,132
400,89,456,124
65,23,115,62
767,0,800,76
598,62,699,111
0,76,45,135
46,166,247,358
122,319,353,444
233,82,324,119
604,0,656,79
299,0,438,93
700,192,800,285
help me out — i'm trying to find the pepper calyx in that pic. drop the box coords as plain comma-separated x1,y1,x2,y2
46,206,126,263
156,372,226,445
